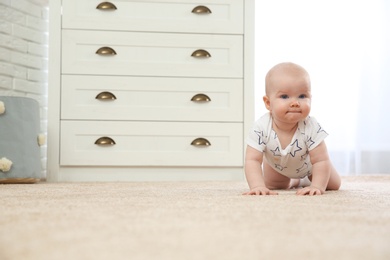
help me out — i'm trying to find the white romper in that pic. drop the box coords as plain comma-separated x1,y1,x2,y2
247,113,328,179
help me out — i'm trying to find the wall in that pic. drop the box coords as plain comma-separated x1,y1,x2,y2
0,0,49,177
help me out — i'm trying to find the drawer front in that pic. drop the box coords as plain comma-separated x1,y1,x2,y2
62,0,243,34
61,75,243,122
60,121,243,166
61,30,243,78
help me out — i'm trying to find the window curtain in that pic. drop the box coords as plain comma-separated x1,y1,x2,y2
254,0,390,175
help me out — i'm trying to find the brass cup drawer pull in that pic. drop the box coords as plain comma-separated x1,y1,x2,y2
96,2,117,10
191,93,211,103
191,49,211,58
191,138,211,147
191,5,212,14
95,137,116,146
95,91,117,100
96,46,117,56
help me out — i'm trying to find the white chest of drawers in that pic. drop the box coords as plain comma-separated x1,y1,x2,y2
48,0,254,182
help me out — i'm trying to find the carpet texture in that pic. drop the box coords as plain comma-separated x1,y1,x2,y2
1,175,389,260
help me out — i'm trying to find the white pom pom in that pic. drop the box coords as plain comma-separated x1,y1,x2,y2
38,134,46,146
0,101,5,115
0,157,13,172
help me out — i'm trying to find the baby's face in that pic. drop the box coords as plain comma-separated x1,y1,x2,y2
264,73,311,125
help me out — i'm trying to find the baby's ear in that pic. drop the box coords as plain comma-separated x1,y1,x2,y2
263,96,271,110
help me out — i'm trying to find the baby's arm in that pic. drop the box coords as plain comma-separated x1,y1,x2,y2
296,142,331,195
243,146,278,195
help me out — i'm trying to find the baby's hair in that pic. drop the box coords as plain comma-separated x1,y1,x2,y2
265,62,311,95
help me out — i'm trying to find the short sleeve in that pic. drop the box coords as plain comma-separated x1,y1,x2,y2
304,116,329,151
246,114,271,152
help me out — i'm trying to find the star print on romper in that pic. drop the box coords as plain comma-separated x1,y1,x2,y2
271,147,281,157
317,123,328,134
296,162,309,173
306,137,315,149
300,150,309,161
254,130,266,146
289,139,302,157
274,164,286,171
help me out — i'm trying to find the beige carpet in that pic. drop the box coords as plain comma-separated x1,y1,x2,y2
0,175,389,260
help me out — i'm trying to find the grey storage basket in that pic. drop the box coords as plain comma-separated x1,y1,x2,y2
0,97,42,183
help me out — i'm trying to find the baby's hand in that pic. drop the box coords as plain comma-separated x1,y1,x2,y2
296,186,324,196
243,186,278,196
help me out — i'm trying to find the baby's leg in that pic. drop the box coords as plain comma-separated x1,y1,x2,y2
263,162,291,190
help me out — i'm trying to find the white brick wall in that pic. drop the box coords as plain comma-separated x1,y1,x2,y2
0,0,48,178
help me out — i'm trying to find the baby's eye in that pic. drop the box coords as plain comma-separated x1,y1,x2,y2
299,94,307,99
280,94,289,99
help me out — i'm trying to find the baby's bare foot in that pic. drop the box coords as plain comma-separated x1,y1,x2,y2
289,177,311,189
289,179,300,189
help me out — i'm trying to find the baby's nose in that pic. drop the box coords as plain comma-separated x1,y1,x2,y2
290,100,300,107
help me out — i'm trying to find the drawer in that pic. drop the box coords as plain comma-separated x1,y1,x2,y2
60,121,243,166
61,75,243,122
62,0,243,34
61,30,243,78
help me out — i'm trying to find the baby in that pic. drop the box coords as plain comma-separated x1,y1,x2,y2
244,62,341,195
